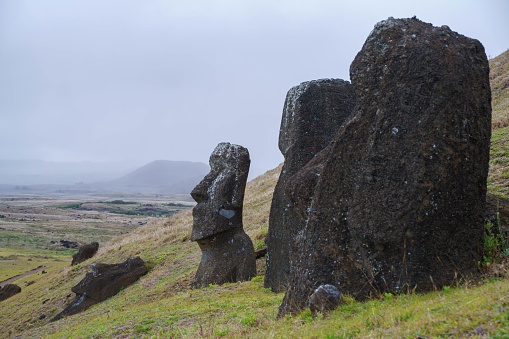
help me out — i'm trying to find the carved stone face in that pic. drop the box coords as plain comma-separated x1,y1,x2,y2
190,142,250,241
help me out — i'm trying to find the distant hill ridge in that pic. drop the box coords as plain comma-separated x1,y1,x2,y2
105,160,209,194
0,159,210,194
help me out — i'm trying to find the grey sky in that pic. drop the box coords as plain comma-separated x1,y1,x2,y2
1,0,508,178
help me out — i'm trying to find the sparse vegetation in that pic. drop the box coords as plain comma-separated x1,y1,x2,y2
482,219,509,266
488,126,509,198
490,49,509,129
57,203,83,209
105,200,138,205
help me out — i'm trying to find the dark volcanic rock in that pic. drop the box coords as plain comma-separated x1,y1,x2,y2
265,79,356,293
280,17,491,315
255,246,267,259
71,242,99,266
0,284,21,301
60,240,80,249
308,284,341,317
190,142,256,288
51,256,147,321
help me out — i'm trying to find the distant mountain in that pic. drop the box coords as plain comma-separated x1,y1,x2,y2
95,160,209,194
0,159,209,194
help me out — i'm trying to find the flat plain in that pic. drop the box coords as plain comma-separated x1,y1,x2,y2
0,192,194,285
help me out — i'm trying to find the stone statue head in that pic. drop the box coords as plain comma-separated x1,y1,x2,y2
190,142,250,241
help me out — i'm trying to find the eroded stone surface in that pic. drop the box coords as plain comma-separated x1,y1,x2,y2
191,142,256,288
52,257,147,321
0,284,21,302
71,242,99,266
280,17,491,315
265,79,356,292
308,284,341,317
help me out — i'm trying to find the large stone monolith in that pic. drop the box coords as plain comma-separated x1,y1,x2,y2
279,17,491,315
190,142,256,288
265,79,356,292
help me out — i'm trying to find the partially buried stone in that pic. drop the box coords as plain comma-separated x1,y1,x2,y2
265,78,356,293
71,242,99,266
51,256,147,321
190,142,256,288
279,17,491,315
0,284,21,302
308,284,341,317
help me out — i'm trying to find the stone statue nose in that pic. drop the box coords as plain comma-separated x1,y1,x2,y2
191,187,208,203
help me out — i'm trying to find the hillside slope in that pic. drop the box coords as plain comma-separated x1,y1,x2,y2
0,164,281,338
490,49,509,129
2,49,509,338
488,50,509,198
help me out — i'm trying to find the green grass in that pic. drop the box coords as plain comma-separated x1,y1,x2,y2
104,200,138,205
0,247,71,295
11,275,509,338
488,126,509,198
57,200,190,217
56,203,83,209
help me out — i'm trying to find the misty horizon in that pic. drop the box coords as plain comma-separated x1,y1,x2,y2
1,1,508,180
0,159,211,186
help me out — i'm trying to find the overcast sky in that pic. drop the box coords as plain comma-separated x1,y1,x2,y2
1,0,508,178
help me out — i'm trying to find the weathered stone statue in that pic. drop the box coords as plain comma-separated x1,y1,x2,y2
265,79,356,292
0,284,21,302
279,17,491,315
190,142,256,288
71,242,99,266
52,257,147,321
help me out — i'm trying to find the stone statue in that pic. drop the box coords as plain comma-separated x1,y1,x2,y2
190,142,256,288
279,17,491,315
265,78,356,293
71,242,99,266
52,257,147,321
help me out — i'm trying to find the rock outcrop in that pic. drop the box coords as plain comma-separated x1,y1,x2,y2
308,284,342,317
280,17,491,315
71,242,99,266
52,256,147,321
60,240,80,249
190,142,256,288
0,284,21,302
265,79,356,292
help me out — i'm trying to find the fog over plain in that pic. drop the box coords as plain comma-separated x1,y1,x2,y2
1,0,508,180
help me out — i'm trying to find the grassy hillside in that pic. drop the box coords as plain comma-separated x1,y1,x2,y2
488,126,509,198
0,165,281,338
1,50,509,338
490,49,509,130
488,49,509,198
